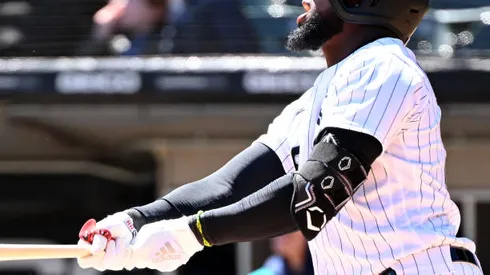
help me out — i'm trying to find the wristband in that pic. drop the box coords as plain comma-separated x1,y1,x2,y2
196,210,213,247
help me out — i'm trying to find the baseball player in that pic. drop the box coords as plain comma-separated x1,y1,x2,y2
76,0,484,274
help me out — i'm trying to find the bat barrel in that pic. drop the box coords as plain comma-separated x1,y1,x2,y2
0,244,90,261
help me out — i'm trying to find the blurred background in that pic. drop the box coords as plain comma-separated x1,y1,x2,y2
0,0,487,274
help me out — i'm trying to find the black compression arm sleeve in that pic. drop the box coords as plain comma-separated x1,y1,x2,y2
186,128,383,246
128,142,286,229
189,173,297,246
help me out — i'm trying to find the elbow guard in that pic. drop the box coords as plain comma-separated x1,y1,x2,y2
291,133,377,240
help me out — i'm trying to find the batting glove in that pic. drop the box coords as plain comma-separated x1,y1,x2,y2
77,211,138,271
128,216,204,272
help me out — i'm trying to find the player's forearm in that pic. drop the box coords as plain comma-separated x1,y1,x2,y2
186,128,384,245
127,142,286,230
188,173,298,246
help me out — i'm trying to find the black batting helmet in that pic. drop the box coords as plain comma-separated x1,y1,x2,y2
326,0,430,41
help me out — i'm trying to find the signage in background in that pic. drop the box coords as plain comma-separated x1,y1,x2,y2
0,56,484,102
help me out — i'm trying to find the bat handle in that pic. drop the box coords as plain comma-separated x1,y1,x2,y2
78,219,114,244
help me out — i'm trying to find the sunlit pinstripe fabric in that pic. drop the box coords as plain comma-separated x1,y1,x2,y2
254,37,479,275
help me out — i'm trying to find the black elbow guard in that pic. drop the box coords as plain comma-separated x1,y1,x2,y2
290,140,370,241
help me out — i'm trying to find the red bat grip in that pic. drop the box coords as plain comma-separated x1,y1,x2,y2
78,219,114,244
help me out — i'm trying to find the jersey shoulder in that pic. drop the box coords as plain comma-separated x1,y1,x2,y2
342,38,424,75
332,38,428,93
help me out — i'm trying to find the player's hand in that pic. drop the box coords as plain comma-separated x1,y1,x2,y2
128,217,204,272
77,211,138,271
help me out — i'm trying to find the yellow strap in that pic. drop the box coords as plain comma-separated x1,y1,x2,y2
196,210,212,247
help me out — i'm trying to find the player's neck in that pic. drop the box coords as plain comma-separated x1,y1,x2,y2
321,26,398,67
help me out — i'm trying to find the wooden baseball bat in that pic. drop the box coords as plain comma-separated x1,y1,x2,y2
0,244,90,261
0,219,112,261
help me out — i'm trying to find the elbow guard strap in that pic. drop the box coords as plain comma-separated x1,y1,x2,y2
291,142,368,240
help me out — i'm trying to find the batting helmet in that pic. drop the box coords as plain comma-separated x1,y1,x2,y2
325,0,430,41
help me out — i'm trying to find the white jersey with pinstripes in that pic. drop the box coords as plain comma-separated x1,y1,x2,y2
253,37,478,275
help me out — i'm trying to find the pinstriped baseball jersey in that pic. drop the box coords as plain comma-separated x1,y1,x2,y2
254,37,478,274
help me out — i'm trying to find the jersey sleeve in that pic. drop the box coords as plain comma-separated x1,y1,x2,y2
319,56,428,150
253,92,309,173
253,108,293,172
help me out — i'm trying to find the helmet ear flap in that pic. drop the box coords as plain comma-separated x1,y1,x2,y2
332,0,429,40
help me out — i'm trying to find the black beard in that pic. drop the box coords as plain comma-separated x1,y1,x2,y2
285,11,343,53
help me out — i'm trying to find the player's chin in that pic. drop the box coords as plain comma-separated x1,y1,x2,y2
285,12,329,53
285,28,325,53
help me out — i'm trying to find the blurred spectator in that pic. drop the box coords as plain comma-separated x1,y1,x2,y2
163,0,260,54
0,0,105,57
0,0,488,57
78,0,260,56
77,0,166,55
249,231,314,275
